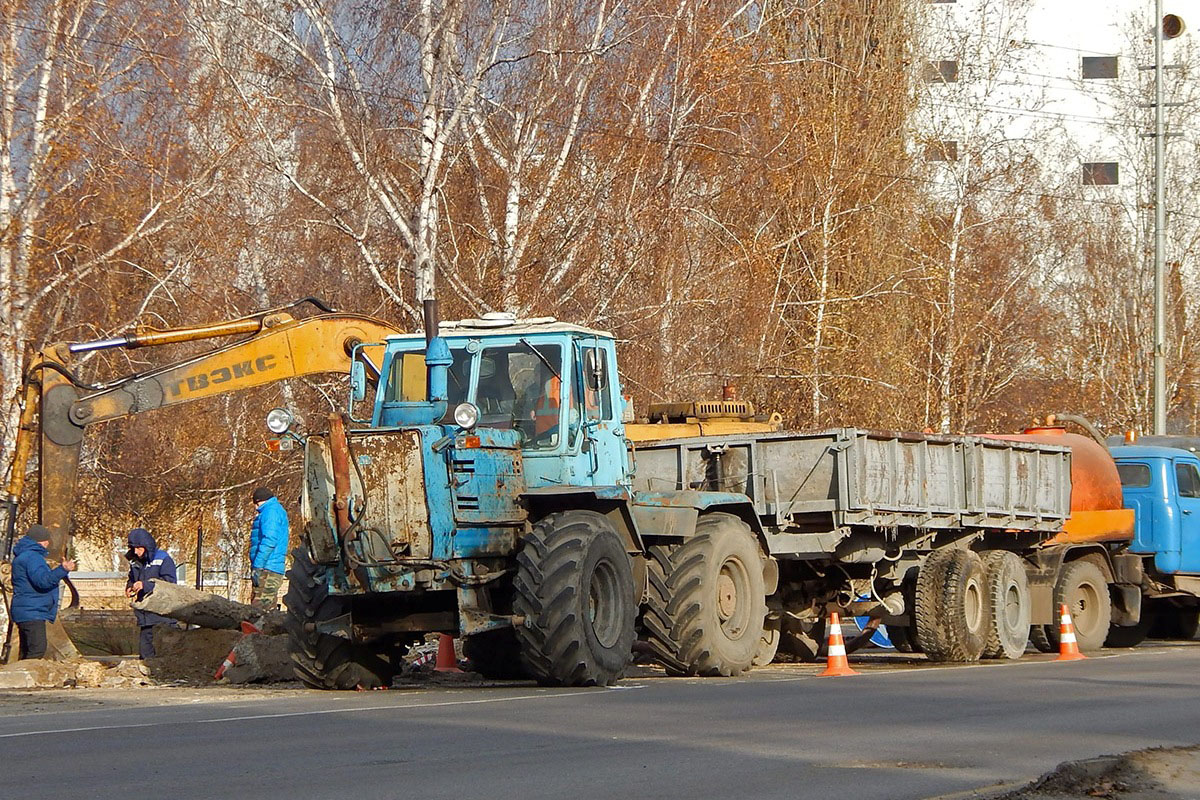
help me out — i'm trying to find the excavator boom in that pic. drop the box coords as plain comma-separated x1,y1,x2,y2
4,302,400,560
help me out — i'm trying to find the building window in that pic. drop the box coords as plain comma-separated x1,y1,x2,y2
1081,56,1118,79
923,60,959,83
1082,162,1119,185
924,141,959,162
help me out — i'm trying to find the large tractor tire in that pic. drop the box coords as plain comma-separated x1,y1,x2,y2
1040,560,1112,652
915,548,989,662
463,628,527,679
981,551,1031,659
513,511,636,686
283,547,394,690
642,513,767,677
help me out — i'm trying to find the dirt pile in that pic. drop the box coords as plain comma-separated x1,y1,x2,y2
146,626,241,683
0,657,152,689
997,744,1200,800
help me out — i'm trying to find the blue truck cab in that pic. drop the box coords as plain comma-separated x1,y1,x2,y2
1111,444,1200,575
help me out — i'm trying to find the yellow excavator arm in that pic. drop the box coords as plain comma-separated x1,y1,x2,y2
4,299,401,560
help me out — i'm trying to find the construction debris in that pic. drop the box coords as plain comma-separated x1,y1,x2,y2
222,633,292,684
146,626,242,683
131,582,262,630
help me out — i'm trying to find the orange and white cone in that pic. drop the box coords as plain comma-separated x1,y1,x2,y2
214,649,237,680
1055,603,1087,662
434,634,463,673
817,612,860,677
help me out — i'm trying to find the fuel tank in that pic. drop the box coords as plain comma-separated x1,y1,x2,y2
985,424,1132,543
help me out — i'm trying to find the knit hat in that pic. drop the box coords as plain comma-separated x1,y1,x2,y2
27,524,52,544
252,487,274,503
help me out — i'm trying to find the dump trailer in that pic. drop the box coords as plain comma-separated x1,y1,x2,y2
284,311,1145,690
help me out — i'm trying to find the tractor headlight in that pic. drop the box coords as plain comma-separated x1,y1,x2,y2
453,402,480,430
266,407,295,435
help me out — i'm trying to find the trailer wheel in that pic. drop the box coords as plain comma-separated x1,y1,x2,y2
1029,625,1055,653
1042,560,1111,652
283,546,395,690
752,616,781,666
981,551,1030,659
642,513,767,677
916,549,989,662
513,511,635,686
463,629,527,679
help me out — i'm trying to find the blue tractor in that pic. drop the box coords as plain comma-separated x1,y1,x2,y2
281,312,773,688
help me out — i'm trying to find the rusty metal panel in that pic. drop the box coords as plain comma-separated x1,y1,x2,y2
346,430,432,559
301,436,339,564
964,439,1070,527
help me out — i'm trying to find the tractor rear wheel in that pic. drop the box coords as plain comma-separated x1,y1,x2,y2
642,513,767,677
283,547,394,690
752,616,781,666
513,511,636,686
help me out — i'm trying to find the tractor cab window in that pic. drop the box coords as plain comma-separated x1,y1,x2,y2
383,347,470,407
476,342,563,451
579,345,612,421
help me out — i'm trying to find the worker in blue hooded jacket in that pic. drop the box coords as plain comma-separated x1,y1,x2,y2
249,487,289,611
10,524,75,660
125,527,177,659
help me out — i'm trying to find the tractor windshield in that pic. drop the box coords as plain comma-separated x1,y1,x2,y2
476,343,563,451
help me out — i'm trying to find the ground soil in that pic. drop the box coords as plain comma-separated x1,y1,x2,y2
990,745,1200,800
145,626,241,683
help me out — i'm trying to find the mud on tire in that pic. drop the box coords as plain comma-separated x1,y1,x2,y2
641,513,767,677
513,511,636,686
283,546,394,690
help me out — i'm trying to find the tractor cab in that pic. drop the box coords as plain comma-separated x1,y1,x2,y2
371,313,630,490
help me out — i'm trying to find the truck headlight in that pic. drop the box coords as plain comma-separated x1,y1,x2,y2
453,402,480,430
266,407,295,435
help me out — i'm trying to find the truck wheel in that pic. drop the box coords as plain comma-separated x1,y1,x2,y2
1042,560,1112,652
642,513,767,677
463,629,527,679
752,616,781,666
778,617,825,662
981,551,1030,659
1151,603,1200,640
513,511,635,686
917,549,989,662
283,546,394,690
1029,625,1055,653
1176,607,1200,640
1105,613,1153,648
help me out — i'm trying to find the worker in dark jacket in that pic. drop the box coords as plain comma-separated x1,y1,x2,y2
125,527,177,659
10,524,75,660
249,487,289,611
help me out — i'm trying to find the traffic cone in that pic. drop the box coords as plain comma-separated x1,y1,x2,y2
817,612,860,677
434,634,462,673
214,648,237,680
1055,603,1087,662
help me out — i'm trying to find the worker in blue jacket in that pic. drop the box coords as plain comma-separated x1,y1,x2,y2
249,487,289,611
10,524,75,659
125,527,177,659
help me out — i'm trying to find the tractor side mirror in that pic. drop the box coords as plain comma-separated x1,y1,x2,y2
350,361,367,404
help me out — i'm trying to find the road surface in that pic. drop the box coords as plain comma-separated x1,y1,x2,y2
2,644,1198,799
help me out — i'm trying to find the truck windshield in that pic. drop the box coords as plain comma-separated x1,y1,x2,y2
477,343,562,450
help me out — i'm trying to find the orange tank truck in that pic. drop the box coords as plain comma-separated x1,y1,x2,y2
985,422,1135,545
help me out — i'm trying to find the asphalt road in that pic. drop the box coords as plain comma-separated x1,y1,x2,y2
2,644,1199,800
